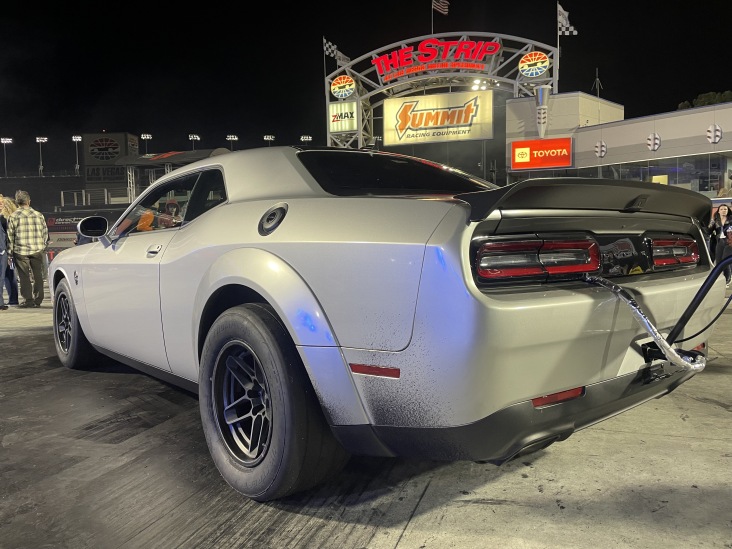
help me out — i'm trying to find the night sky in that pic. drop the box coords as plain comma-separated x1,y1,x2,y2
0,1,729,173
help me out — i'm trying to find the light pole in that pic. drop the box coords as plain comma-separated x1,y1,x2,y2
1,137,12,178
141,133,152,154
226,134,239,151
36,137,48,177
263,135,275,147
300,134,313,145
374,136,383,150
189,134,200,150
72,135,82,176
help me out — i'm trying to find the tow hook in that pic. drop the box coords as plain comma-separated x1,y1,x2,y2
582,274,706,374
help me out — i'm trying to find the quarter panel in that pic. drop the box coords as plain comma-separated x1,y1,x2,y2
159,243,341,382
341,207,723,428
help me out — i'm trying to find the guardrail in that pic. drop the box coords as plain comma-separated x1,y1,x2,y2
60,188,130,207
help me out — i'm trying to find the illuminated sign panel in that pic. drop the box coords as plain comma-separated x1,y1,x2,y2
518,51,550,77
383,91,493,146
371,38,501,83
330,75,355,99
511,137,573,170
329,101,358,133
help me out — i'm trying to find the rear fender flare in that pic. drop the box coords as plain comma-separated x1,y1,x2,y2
202,247,337,348
200,248,370,425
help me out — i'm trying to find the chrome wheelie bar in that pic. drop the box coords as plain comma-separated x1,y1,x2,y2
583,274,706,374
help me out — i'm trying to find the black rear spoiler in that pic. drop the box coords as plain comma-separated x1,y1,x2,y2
455,177,712,224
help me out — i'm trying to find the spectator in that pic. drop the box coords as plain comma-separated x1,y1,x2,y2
0,197,19,305
0,197,8,310
710,203,732,286
7,190,48,308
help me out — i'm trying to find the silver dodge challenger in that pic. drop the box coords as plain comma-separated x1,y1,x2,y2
49,146,724,501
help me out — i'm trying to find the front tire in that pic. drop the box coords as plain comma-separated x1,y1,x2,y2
199,303,350,501
53,278,98,369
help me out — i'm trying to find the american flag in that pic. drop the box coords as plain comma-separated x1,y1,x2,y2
432,0,449,16
557,3,578,35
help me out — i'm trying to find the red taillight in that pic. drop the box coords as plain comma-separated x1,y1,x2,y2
651,238,699,268
531,386,584,407
476,238,600,281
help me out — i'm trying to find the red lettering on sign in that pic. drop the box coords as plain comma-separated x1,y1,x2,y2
372,38,501,76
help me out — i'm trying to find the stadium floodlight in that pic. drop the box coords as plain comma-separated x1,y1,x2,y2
263,135,275,146
141,133,152,154
189,134,201,150
72,135,82,176
1,137,12,178
36,137,48,177
226,134,239,151
300,135,313,144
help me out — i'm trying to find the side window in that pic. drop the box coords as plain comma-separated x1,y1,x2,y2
182,169,227,224
110,173,198,238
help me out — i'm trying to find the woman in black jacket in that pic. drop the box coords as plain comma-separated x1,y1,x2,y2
709,203,732,286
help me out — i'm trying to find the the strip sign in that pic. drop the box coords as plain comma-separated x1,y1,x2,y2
371,38,501,84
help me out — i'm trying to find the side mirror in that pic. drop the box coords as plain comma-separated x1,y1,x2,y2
76,216,109,246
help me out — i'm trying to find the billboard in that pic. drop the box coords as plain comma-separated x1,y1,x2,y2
510,137,573,170
83,132,138,184
383,91,493,146
329,101,358,133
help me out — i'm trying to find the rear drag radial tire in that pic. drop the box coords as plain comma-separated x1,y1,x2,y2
53,278,98,370
199,303,350,501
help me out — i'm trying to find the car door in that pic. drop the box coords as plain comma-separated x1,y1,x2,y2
81,176,196,371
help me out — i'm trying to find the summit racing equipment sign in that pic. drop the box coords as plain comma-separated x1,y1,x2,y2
383,91,493,146
510,137,573,170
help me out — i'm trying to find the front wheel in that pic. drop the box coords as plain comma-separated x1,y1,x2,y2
199,303,350,501
53,278,98,369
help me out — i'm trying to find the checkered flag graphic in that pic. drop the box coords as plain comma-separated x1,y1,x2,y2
557,3,579,36
323,37,338,58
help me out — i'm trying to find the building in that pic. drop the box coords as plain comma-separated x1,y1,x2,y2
506,92,732,198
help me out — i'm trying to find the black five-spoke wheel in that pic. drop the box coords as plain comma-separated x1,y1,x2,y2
55,291,72,354
199,303,350,501
213,341,272,465
53,278,96,370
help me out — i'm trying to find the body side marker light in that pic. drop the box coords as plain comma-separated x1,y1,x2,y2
350,363,401,379
531,386,584,407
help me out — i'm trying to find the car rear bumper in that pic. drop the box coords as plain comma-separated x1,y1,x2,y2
331,362,698,462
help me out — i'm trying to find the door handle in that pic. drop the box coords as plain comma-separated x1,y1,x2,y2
146,244,163,255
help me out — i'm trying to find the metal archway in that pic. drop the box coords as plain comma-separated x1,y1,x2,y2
325,32,558,149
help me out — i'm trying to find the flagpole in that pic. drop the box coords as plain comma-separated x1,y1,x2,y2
556,30,560,93
556,4,560,94
556,3,578,95
323,36,329,147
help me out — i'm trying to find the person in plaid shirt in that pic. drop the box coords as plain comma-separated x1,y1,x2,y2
7,190,48,308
